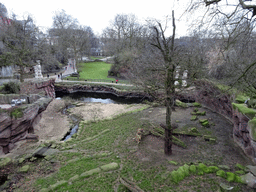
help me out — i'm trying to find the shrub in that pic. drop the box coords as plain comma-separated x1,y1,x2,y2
3,81,20,94
10,108,23,119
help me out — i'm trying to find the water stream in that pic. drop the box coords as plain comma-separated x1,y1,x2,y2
58,92,144,141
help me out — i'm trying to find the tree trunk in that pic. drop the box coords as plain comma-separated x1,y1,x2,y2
165,68,173,155
19,66,25,83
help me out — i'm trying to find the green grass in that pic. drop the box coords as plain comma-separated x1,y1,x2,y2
77,62,115,81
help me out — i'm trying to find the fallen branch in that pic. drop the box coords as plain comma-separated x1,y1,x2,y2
120,177,144,192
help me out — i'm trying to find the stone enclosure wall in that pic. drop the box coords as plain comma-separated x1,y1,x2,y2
0,79,56,155
0,97,52,154
193,80,256,163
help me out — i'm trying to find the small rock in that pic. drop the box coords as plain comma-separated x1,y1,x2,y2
19,165,29,173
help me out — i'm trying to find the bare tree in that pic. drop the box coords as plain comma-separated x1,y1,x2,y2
188,0,256,95
50,10,94,65
0,14,39,82
102,14,148,76
129,11,178,155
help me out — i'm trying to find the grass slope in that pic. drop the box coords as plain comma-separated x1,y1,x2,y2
29,110,248,192
78,62,115,81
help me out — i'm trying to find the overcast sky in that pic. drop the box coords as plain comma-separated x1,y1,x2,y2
0,0,196,37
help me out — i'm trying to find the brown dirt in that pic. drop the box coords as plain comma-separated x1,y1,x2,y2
129,106,253,176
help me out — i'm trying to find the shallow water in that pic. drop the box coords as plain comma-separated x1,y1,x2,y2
56,91,143,104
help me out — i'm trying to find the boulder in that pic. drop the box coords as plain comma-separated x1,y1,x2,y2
246,165,256,176
241,172,256,188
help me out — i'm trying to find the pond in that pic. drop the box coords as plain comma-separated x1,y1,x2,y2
55,91,144,104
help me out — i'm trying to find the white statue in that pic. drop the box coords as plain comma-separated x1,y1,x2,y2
34,60,43,78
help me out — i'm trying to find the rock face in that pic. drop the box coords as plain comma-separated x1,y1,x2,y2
55,84,151,100
192,80,256,163
20,79,56,98
0,97,52,154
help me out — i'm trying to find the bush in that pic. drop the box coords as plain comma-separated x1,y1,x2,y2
3,82,20,94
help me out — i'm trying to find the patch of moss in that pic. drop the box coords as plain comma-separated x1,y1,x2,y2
191,111,206,116
171,170,183,183
232,103,256,119
235,95,248,104
199,119,209,127
183,164,190,176
169,160,178,166
172,136,187,148
190,115,197,121
216,170,226,178
189,127,199,133
189,165,197,173
248,118,256,141
194,108,199,112
193,102,202,107
235,170,245,175
207,166,219,173
197,163,208,175
235,163,246,171
226,172,236,182
175,100,188,108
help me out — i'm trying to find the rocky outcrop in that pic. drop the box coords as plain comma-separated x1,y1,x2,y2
0,97,52,154
55,84,151,99
192,80,256,163
20,78,56,98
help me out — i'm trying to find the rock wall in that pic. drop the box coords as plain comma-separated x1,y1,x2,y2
20,78,56,98
0,97,52,154
55,84,151,99
193,80,256,163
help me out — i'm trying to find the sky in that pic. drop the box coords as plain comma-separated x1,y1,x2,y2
0,0,197,37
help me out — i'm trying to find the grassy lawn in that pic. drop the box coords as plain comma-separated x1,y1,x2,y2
76,62,115,81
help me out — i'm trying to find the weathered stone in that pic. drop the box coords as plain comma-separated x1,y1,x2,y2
100,162,119,171
246,165,256,176
0,128,11,139
49,180,67,190
68,174,80,182
241,172,256,188
19,165,29,173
